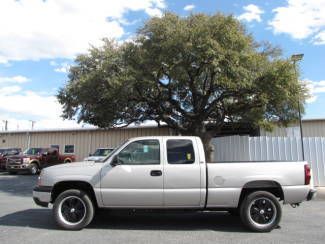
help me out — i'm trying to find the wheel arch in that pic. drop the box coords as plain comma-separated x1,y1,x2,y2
237,180,284,208
64,158,72,163
51,181,98,208
30,160,40,168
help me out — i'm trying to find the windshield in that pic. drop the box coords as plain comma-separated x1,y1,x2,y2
23,148,45,155
0,148,20,156
98,140,129,163
93,148,114,157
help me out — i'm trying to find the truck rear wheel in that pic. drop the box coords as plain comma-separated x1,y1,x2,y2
239,191,281,232
53,189,94,230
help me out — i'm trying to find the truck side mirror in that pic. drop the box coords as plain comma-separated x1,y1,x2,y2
110,156,121,167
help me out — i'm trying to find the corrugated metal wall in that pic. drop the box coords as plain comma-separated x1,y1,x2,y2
260,120,325,137
0,127,171,161
211,136,325,186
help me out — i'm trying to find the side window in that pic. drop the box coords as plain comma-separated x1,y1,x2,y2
117,140,160,165
167,139,195,164
48,149,58,156
51,145,60,151
64,145,75,154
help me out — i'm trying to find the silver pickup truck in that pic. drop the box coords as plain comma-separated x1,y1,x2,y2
33,136,316,232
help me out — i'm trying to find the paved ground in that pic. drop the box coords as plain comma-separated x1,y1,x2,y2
0,172,324,244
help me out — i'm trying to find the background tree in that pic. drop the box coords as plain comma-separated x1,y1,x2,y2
58,13,308,161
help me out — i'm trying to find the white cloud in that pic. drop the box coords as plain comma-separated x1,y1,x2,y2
313,30,325,45
0,84,83,130
269,0,325,44
0,0,166,63
184,4,195,11
54,62,71,73
0,89,61,119
0,114,85,131
305,79,325,103
0,86,22,95
237,4,264,23
0,75,30,84
306,95,318,103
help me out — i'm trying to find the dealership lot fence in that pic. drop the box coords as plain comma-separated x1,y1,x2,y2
211,136,325,186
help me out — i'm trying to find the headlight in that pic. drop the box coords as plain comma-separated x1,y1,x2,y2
23,158,30,163
37,175,42,186
37,170,44,186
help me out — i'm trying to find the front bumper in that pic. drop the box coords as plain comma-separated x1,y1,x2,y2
307,188,317,201
7,164,31,171
33,186,52,208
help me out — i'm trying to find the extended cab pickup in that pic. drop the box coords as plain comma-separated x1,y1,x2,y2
33,136,317,232
7,147,75,175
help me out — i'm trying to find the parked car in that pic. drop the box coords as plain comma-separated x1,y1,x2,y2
0,148,21,170
7,147,75,175
33,136,316,232
84,148,114,162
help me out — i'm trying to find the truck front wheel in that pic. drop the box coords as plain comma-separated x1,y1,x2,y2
239,191,282,232
53,189,94,230
29,163,39,175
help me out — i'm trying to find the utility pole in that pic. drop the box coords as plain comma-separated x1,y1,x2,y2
2,120,8,131
27,120,36,149
291,53,305,161
29,120,36,130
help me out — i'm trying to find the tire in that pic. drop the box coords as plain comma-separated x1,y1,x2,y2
8,171,17,175
53,189,94,230
64,160,71,164
239,191,282,232
29,163,39,175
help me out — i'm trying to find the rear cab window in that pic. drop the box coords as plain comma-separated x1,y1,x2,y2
64,145,75,154
167,139,195,164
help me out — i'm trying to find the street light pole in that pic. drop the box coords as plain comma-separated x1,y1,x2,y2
291,54,305,161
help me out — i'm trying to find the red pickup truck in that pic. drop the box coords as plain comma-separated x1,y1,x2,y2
0,148,22,170
6,147,75,175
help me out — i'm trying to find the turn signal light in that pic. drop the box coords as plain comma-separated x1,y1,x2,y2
304,164,311,185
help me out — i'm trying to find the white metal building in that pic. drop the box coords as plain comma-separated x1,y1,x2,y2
0,126,171,161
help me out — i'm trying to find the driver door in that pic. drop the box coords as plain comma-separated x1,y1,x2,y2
100,139,163,207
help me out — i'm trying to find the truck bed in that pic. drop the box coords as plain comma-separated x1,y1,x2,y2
206,161,310,207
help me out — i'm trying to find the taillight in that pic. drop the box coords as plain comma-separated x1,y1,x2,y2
304,164,311,185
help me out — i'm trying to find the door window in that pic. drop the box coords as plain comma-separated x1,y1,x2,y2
167,139,195,164
117,140,160,165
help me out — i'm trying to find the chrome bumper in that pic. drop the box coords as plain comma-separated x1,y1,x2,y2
33,186,52,207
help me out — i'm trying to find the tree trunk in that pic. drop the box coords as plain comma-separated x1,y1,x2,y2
186,126,215,162
199,132,213,162
182,125,218,162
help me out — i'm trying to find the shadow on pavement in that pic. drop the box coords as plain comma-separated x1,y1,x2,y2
91,210,247,232
0,209,58,229
0,173,37,197
0,208,246,232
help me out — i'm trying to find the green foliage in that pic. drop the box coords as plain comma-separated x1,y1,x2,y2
58,12,307,142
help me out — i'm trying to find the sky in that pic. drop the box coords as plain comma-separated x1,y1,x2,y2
0,0,325,131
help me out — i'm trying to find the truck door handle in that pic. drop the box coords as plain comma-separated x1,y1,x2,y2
150,170,162,176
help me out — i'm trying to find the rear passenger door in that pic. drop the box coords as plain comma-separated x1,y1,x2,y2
163,138,203,208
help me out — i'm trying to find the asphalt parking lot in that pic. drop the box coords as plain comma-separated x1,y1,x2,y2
0,172,324,244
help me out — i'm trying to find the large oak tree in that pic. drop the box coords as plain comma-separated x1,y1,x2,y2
58,13,307,160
